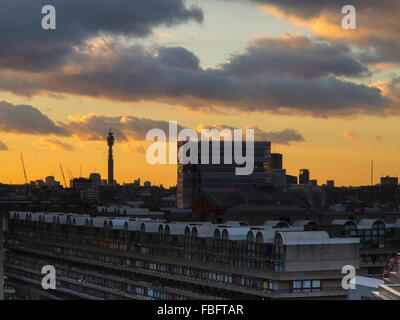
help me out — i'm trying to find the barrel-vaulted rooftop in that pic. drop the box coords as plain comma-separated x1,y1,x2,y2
6,212,387,242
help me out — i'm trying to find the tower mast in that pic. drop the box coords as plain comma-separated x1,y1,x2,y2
371,160,374,186
107,129,115,185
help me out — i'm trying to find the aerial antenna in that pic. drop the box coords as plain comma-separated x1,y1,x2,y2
371,160,374,186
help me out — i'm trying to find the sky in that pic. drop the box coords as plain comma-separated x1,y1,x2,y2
0,0,400,187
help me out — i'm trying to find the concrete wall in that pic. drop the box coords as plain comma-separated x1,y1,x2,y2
284,243,359,273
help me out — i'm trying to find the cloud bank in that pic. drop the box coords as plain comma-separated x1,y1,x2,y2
0,101,305,146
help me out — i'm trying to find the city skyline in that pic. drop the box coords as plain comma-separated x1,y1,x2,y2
1,1,400,187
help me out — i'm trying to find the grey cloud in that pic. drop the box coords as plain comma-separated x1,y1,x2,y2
221,35,368,79
0,100,305,146
0,0,203,71
0,101,68,135
242,0,400,64
196,124,305,145
158,47,200,71
0,40,389,118
252,128,305,145
61,114,185,142
0,140,8,151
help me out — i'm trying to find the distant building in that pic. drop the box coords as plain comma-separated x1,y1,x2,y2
80,188,99,202
31,180,45,188
6,212,360,300
286,175,298,185
289,184,332,210
71,178,94,191
270,153,283,170
348,276,384,300
373,253,400,300
268,169,286,189
299,169,310,185
160,195,177,209
310,179,318,186
177,141,272,209
326,180,335,188
44,176,60,188
89,173,102,190
143,181,151,187
381,176,398,190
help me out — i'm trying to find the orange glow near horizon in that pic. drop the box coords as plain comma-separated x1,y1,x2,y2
1,91,400,188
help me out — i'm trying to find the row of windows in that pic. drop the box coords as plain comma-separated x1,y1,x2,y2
5,259,185,300
7,237,282,293
7,227,282,271
291,280,321,293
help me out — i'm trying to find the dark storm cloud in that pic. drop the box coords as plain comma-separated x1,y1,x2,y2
0,101,68,135
243,0,400,63
0,0,393,119
0,37,389,117
0,0,203,71
221,35,368,79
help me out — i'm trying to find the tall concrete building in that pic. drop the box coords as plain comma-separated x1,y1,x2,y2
270,153,283,170
380,176,399,190
5,212,360,300
107,129,115,185
299,169,310,185
177,141,271,209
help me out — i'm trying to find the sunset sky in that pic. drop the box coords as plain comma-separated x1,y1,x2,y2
0,0,400,187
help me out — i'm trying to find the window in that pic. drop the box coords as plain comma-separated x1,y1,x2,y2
291,280,321,293
303,280,311,292
269,281,278,292
312,280,321,291
292,281,302,293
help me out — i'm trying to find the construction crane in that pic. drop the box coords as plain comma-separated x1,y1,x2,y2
67,168,75,187
20,153,28,185
59,164,67,188
67,168,74,180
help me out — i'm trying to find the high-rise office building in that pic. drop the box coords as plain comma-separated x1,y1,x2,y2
381,176,399,190
286,175,298,185
270,153,283,170
107,129,115,185
89,173,102,189
299,169,310,185
177,141,271,209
